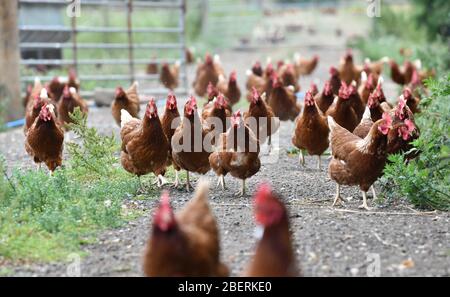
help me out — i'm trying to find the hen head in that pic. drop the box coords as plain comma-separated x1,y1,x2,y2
153,191,176,232
115,86,126,99
229,71,237,83
397,119,416,141
145,98,158,119
205,53,213,65
51,76,60,85
395,95,408,120
304,90,315,107
309,82,319,97
271,73,282,89
62,85,72,100
338,82,349,100
265,63,274,77
329,66,338,78
378,112,393,135
161,63,170,71
207,82,219,100
231,110,242,128
323,81,333,96
184,95,197,116
166,92,177,110
252,61,263,76
402,88,412,102
214,93,228,110
347,81,358,96
254,183,284,227
250,87,261,105
39,104,54,122
277,60,285,70
343,49,353,63
367,92,380,108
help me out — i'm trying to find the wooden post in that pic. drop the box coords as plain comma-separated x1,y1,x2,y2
0,0,22,121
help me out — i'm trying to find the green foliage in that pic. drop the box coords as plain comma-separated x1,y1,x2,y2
411,0,450,41
380,75,450,211
66,108,120,178
351,3,450,73
0,109,151,262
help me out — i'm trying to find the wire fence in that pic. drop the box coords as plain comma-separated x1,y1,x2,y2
18,0,189,98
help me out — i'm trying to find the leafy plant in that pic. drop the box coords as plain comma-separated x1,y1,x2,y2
66,108,120,178
380,74,450,210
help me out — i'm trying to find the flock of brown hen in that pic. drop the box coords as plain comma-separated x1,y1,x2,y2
21,47,432,276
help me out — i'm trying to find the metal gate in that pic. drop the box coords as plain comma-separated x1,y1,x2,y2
18,0,189,99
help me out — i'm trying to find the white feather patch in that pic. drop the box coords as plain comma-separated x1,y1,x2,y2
120,109,133,128
377,76,384,86
356,134,373,154
361,71,368,83
362,106,371,120
254,225,265,240
40,88,48,99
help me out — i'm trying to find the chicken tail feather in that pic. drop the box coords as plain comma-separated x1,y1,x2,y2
120,109,134,128
327,116,337,131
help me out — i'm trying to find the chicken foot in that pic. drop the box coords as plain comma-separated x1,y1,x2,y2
316,155,321,170
236,179,246,196
358,191,371,210
216,175,226,190
172,170,180,188
332,183,346,207
155,174,167,188
299,150,305,166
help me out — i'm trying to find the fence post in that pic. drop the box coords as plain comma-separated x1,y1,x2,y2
0,0,22,120
127,0,135,84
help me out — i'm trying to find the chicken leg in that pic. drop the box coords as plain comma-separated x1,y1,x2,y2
332,183,345,207
185,170,194,192
267,135,273,154
236,179,246,196
156,174,167,188
172,170,180,188
299,150,305,166
371,185,378,200
316,155,321,170
358,191,371,210
216,175,226,190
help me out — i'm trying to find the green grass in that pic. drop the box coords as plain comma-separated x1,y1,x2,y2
0,109,161,263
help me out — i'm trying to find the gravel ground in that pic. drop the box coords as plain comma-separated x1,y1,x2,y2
1,8,449,277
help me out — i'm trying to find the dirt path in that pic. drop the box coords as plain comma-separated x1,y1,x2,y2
2,8,449,277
